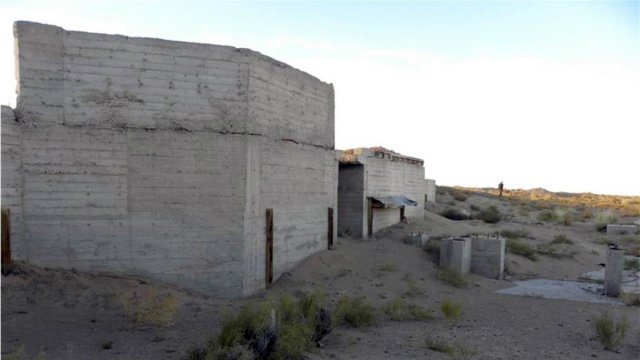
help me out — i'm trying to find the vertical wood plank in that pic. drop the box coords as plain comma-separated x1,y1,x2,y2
265,208,273,287
2,208,11,275
367,198,373,238
327,207,334,249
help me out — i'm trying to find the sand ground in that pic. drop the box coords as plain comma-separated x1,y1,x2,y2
2,191,639,359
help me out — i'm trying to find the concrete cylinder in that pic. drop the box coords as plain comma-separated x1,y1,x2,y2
604,246,624,297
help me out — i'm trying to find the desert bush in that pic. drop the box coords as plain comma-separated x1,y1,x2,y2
333,296,376,328
592,311,629,351
506,239,538,261
441,209,470,221
595,210,618,232
4,346,45,360
500,228,530,239
477,205,502,224
624,258,639,271
383,298,433,321
622,293,640,306
117,287,178,327
561,211,574,226
536,244,577,259
452,191,468,202
440,300,462,321
403,278,425,297
377,262,398,273
537,209,560,223
425,337,454,353
436,268,469,288
551,234,574,245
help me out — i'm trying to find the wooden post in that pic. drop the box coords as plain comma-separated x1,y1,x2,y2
367,198,373,238
327,207,334,249
265,208,273,287
2,208,11,275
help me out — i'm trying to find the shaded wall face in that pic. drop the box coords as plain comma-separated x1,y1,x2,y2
9,21,336,297
365,157,425,220
1,106,25,260
337,164,364,237
425,179,437,203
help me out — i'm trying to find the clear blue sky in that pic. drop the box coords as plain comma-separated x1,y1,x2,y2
1,0,639,195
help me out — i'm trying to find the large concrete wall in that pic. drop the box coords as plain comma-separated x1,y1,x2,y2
9,21,336,297
1,106,25,259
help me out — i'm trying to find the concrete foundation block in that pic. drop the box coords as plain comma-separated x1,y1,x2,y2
404,232,428,247
440,237,471,274
470,236,505,279
605,246,625,297
606,224,638,235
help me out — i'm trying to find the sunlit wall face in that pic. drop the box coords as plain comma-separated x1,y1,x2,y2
1,0,638,195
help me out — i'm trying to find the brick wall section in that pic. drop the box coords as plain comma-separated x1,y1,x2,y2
11,21,336,297
1,106,25,259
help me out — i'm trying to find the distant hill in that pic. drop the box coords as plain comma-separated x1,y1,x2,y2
440,186,640,216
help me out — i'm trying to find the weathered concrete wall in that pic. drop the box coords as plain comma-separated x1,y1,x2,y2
337,148,425,239
243,138,337,295
337,164,365,237
1,106,25,259
11,21,336,297
424,179,436,204
470,236,505,279
440,237,471,274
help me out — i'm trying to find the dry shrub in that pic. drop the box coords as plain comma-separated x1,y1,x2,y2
592,311,629,351
440,299,462,321
333,296,376,328
436,268,469,288
118,287,178,327
506,239,538,261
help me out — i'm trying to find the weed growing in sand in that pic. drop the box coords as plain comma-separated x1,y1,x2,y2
624,258,639,271
592,311,629,352
440,300,462,321
505,239,538,261
377,261,398,273
403,278,425,297
383,298,434,321
536,244,577,259
4,345,45,360
476,205,502,224
425,338,474,359
594,210,618,232
621,293,640,306
551,234,574,245
334,296,376,328
117,287,177,327
500,228,530,239
436,268,469,288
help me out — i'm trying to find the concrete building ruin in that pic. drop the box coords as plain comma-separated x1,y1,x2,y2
337,147,425,238
1,22,337,297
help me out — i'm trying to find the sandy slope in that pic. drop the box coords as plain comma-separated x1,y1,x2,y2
2,192,639,359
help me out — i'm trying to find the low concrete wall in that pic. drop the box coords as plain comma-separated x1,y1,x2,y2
470,236,505,279
440,237,471,274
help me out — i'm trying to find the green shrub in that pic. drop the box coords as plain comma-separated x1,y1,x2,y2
403,278,425,297
452,191,468,202
592,311,629,351
441,209,470,221
383,298,433,321
506,239,538,261
536,244,577,259
551,234,574,245
217,301,272,348
624,258,639,271
537,209,560,223
377,262,398,273
272,322,313,360
477,205,502,224
500,228,530,239
425,337,453,353
595,210,618,232
333,296,376,328
436,268,468,288
440,300,462,321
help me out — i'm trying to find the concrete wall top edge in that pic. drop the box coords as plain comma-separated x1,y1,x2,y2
14,21,332,87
